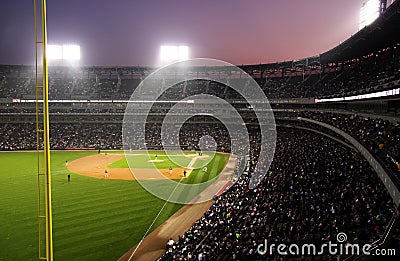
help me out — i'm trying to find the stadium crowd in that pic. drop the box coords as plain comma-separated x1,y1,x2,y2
0,123,122,150
297,111,400,178
0,122,234,152
0,44,398,100
159,128,396,260
258,45,400,99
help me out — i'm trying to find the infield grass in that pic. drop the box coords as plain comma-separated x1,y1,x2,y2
109,151,186,169
109,151,229,185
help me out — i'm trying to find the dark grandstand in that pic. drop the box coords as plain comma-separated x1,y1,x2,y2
1,0,400,260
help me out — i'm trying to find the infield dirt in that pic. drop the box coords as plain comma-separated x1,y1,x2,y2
67,153,191,180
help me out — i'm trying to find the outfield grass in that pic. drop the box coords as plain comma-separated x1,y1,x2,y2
0,151,183,261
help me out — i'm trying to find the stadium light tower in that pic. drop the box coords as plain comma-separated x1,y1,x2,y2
47,44,81,61
359,0,383,30
160,45,189,65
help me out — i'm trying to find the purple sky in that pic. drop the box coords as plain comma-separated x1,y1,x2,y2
0,0,363,66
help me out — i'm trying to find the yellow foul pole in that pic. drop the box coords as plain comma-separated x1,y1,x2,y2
34,0,53,260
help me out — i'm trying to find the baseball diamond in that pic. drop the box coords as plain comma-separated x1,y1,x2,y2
0,150,230,260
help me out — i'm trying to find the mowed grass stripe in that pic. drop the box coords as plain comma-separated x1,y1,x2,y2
0,152,39,260
207,154,223,180
52,183,152,204
53,186,158,208
191,169,204,184
55,233,134,261
54,203,180,260
57,204,177,239
53,191,156,216
54,198,157,219
56,215,155,241
54,202,161,230
55,213,150,244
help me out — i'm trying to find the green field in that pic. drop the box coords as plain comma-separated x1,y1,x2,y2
180,153,228,185
109,151,188,169
109,151,228,185
0,150,229,260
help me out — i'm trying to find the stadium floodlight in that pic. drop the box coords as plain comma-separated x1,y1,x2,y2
359,0,380,30
47,45,62,59
62,45,80,60
177,45,189,60
47,44,80,60
160,45,189,63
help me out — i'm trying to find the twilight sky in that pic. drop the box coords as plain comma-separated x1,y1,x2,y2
0,0,364,66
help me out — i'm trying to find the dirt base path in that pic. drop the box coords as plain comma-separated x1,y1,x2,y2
118,155,237,261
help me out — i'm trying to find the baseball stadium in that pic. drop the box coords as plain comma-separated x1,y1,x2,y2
1,0,400,260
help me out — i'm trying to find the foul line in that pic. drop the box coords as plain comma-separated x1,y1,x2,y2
187,156,197,169
127,176,185,261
